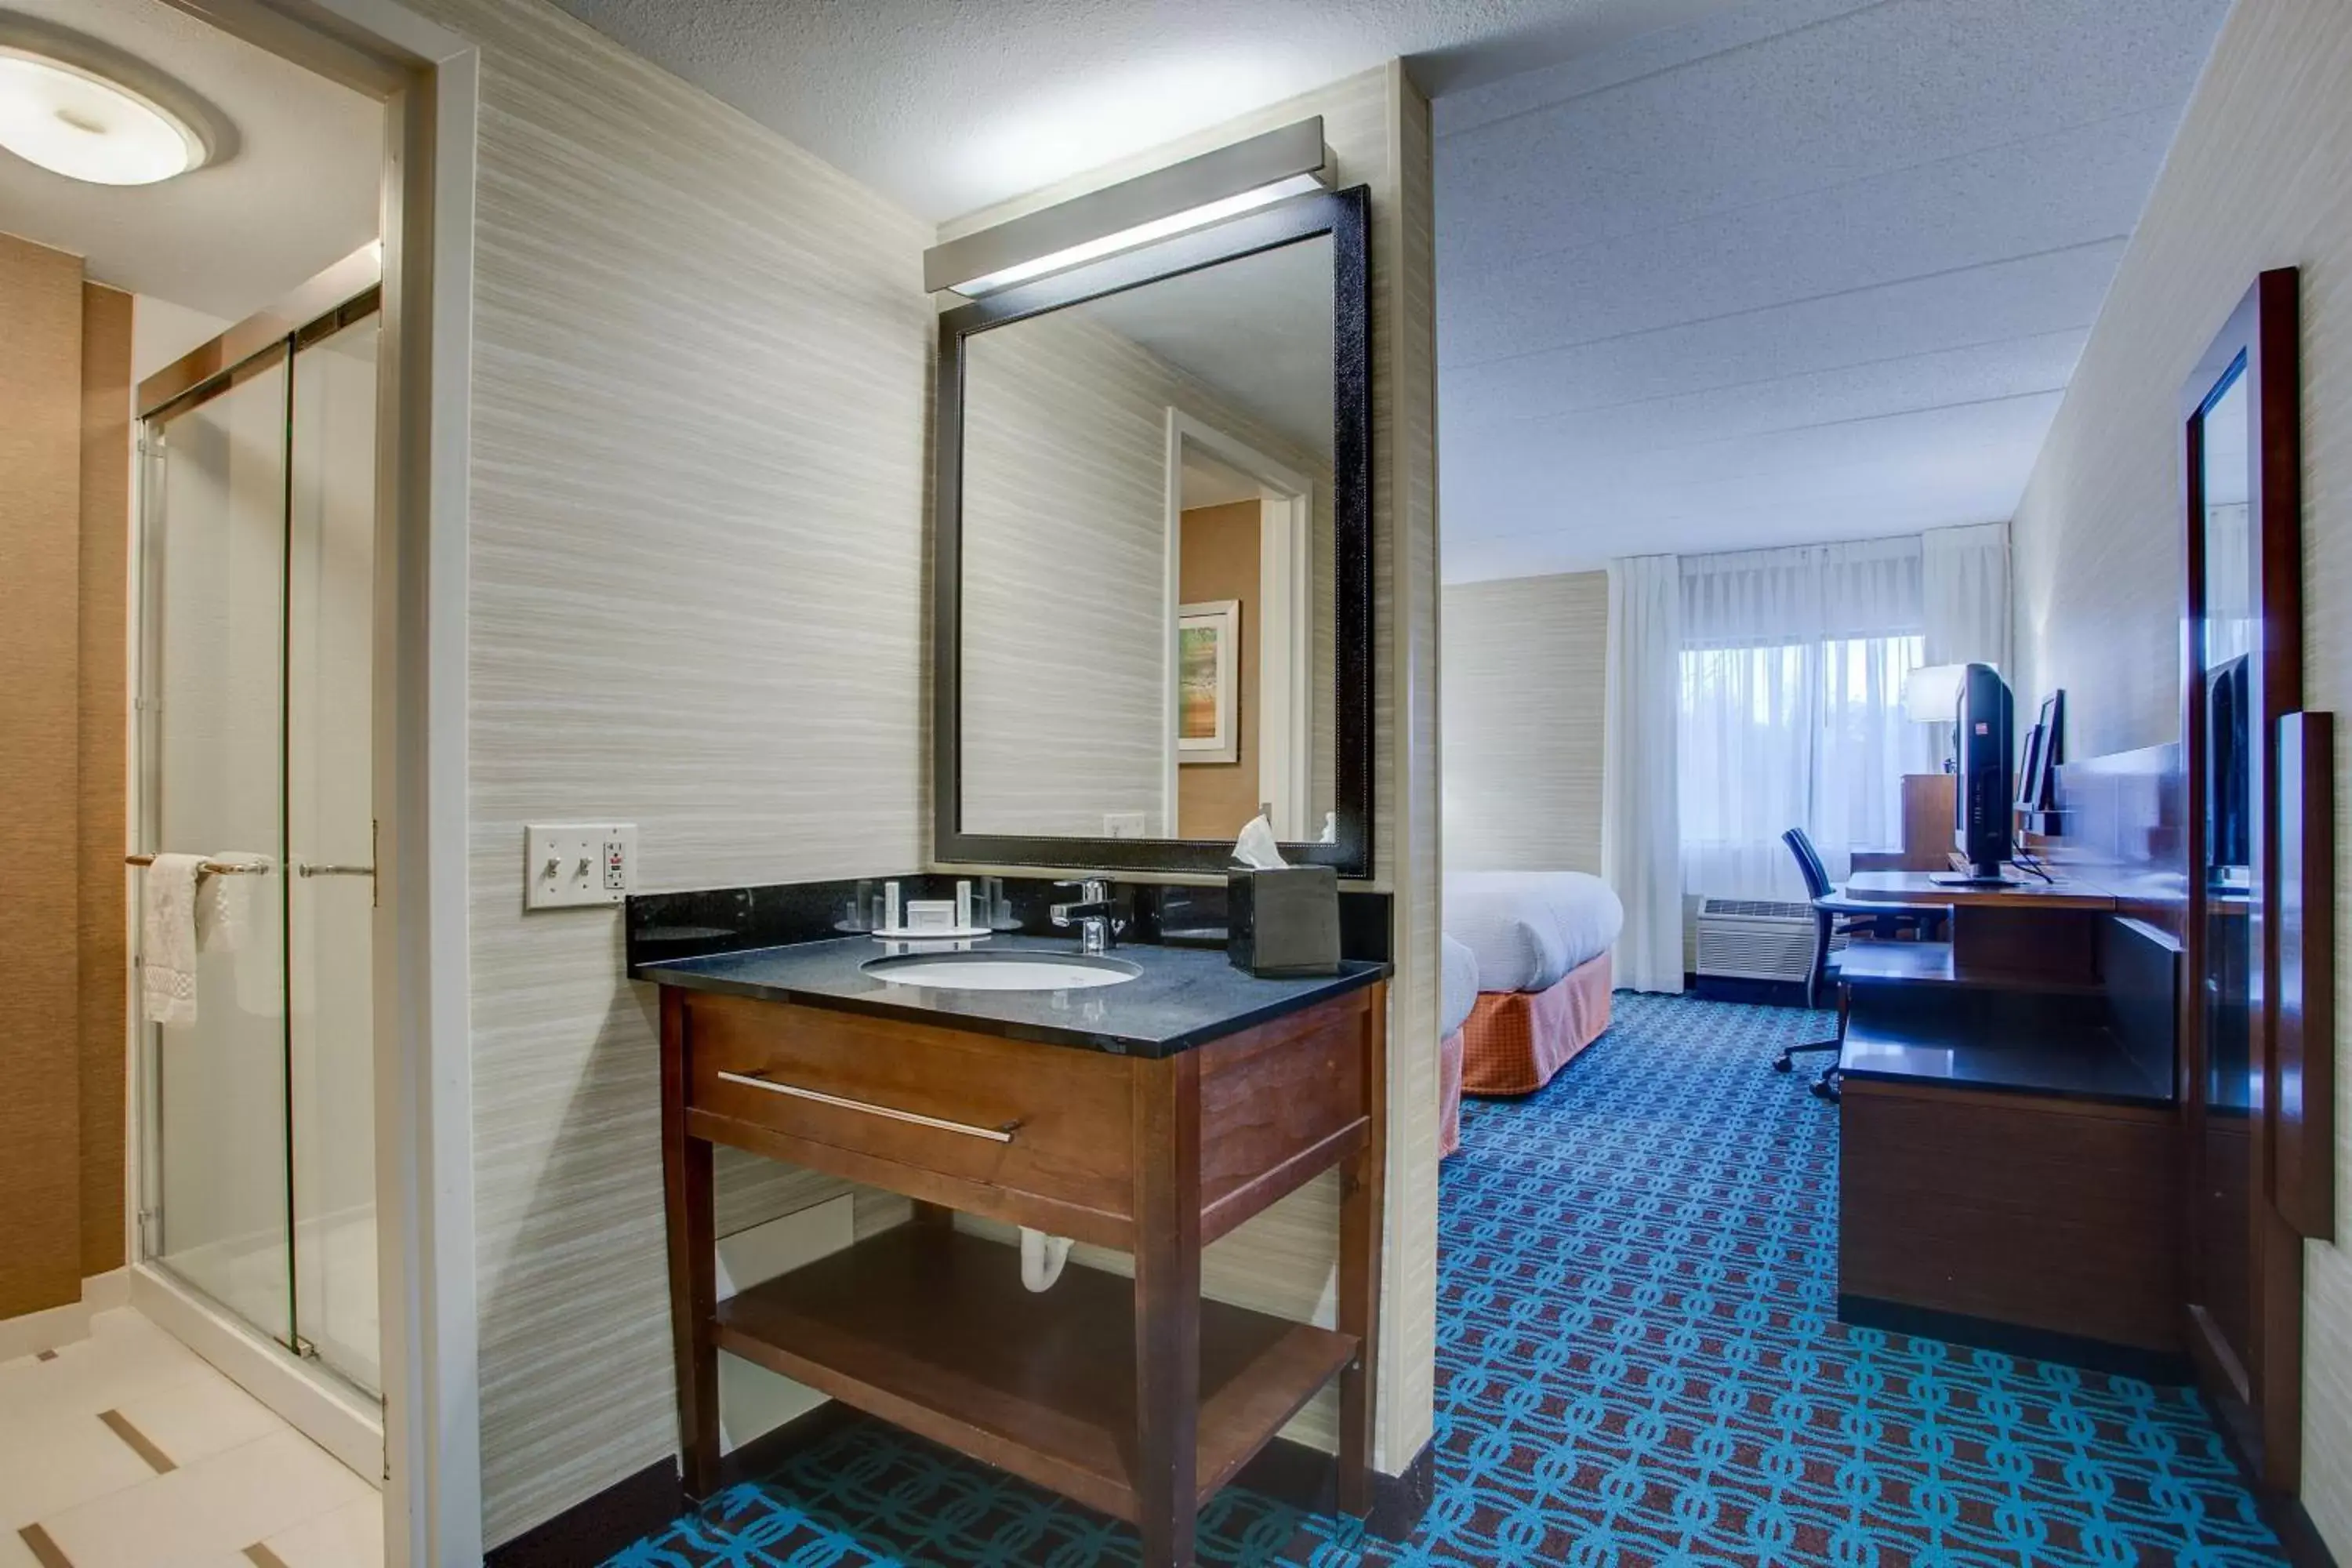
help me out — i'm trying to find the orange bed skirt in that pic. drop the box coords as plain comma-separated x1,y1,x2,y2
1459,949,1614,1097
1439,1028,1465,1157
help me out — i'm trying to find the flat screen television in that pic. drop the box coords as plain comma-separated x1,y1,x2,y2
1933,662,2015,884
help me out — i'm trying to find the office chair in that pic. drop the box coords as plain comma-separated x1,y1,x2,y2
1773,827,1947,1101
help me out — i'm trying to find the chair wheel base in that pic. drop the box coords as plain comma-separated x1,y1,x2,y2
1772,1056,1792,1073
1809,1077,1842,1103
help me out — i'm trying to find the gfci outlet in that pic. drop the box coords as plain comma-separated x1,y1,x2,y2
525,823,637,909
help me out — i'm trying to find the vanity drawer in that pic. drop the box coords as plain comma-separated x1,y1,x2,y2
680,992,1137,1243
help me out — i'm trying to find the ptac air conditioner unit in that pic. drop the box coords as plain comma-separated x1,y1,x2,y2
1694,897,1840,986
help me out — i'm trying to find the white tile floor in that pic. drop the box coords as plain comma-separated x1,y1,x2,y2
0,1310,380,1568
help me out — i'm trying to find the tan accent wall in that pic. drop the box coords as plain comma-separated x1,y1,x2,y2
0,231,89,1320
1442,571,1609,874
79,283,131,1279
2003,0,2352,1548
1177,500,1265,840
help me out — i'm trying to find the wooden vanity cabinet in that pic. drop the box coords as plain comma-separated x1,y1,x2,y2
659,978,1388,1568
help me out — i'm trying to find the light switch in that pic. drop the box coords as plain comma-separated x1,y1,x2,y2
1104,812,1148,838
525,823,636,909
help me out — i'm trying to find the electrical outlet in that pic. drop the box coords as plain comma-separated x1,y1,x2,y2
525,823,636,909
1104,812,1149,838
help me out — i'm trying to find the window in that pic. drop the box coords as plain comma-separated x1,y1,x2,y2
1679,630,1930,902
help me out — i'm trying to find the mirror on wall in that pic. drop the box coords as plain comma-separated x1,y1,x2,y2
935,189,1371,876
2181,267,2324,1494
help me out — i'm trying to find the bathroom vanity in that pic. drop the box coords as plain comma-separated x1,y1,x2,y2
640,931,1388,1568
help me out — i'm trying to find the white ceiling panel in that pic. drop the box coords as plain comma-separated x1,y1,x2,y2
1444,328,2087,488
1450,387,2066,528
1436,0,2230,579
1441,110,2175,368
1440,238,2125,430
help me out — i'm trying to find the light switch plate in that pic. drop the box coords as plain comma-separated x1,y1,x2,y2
525,823,636,909
1104,812,1148,838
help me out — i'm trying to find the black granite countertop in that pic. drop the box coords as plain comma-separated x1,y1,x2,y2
632,933,1387,1057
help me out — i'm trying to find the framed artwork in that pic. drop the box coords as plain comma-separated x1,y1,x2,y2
1177,600,1240,764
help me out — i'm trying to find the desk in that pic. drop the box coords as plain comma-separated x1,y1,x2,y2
1845,869,2118,985
1830,871,2183,1372
1844,868,2117,909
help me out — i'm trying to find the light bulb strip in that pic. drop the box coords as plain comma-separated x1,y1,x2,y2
924,118,1330,297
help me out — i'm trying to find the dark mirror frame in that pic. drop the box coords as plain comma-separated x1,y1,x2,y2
931,186,1374,877
2180,266,2310,1493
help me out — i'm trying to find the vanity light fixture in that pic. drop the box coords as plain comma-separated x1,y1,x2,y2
924,118,1332,297
0,42,210,187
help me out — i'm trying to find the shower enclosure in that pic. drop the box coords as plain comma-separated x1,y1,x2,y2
133,256,383,1420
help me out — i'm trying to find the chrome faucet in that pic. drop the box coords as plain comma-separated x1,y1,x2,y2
1050,878,1123,955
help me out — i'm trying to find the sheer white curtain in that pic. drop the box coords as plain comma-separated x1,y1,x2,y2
1922,522,2011,671
1678,538,1933,901
1602,555,1684,993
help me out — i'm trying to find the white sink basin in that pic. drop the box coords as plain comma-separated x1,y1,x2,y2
862,951,1142,993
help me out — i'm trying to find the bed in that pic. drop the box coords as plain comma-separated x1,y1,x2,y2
1445,870,1624,1096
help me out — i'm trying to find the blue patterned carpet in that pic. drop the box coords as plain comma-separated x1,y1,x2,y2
608,993,2284,1567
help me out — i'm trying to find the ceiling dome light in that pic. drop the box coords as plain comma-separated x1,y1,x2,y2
0,47,207,185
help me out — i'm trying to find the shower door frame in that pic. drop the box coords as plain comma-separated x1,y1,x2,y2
143,3,481,1564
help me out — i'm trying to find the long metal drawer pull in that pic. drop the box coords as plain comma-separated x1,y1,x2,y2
298,862,376,878
715,1070,1020,1143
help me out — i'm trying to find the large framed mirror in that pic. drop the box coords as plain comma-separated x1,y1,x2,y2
933,187,1372,877
2180,266,2314,1493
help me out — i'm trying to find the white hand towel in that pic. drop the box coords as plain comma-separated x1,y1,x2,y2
142,854,206,1028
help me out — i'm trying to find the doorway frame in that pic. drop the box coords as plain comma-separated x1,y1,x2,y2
1161,409,1315,839
150,2,478,1563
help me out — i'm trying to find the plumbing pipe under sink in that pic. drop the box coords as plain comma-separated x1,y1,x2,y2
1019,1227,1074,1292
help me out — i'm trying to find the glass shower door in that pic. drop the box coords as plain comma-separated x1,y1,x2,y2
146,350,295,1349
286,314,381,1396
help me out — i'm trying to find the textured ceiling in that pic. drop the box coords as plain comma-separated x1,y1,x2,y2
1436,0,2232,582
0,0,380,319
541,0,1750,223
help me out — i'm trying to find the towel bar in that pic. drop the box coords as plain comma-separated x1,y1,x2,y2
123,854,270,875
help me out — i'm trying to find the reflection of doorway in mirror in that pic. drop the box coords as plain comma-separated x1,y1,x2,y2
1165,410,1312,840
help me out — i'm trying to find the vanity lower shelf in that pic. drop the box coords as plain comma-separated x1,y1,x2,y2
715,1223,1358,1523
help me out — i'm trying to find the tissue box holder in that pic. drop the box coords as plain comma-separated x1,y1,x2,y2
1227,866,1341,978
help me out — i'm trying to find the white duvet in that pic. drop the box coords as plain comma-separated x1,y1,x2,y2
1440,934,1480,1039
1444,871,1624,994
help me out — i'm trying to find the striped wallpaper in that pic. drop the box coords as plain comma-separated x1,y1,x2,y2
1442,572,1610,874
396,0,935,1541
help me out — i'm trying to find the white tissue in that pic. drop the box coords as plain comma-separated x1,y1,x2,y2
1232,815,1288,870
